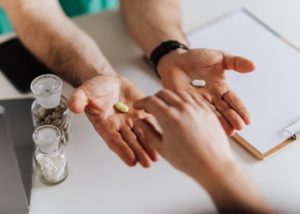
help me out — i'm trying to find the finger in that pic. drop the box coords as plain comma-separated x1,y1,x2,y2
214,100,245,131
68,88,88,114
155,89,183,107
120,126,152,168
103,130,137,167
133,119,163,153
189,92,212,111
223,91,251,125
144,114,163,134
133,95,169,118
215,109,235,136
197,100,235,136
222,52,256,73
132,121,160,162
176,90,198,107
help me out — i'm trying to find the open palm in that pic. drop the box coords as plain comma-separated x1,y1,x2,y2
68,75,158,167
158,49,255,136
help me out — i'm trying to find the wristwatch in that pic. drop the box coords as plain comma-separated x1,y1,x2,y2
147,40,189,78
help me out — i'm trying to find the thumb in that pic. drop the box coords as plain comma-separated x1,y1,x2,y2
68,88,88,114
133,119,163,153
222,52,256,73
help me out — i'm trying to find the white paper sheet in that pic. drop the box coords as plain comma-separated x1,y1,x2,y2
188,10,300,153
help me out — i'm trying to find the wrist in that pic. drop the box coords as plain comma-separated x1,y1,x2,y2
78,63,118,86
148,40,189,78
192,158,239,188
157,48,188,78
198,160,241,190
198,161,269,213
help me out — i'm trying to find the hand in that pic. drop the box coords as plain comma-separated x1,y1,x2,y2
133,89,235,182
157,48,256,136
68,75,158,167
133,90,272,214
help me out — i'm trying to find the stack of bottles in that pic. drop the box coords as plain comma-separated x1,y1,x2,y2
31,74,71,185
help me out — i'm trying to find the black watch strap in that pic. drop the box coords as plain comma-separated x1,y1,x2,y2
148,40,189,78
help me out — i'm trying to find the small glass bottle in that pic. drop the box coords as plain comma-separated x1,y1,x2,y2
33,125,68,185
31,74,71,146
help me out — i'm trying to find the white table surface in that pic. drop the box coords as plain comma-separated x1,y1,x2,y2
1,0,300,213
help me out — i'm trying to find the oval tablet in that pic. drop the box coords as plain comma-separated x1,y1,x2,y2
192,79,206,87
115,102,129,113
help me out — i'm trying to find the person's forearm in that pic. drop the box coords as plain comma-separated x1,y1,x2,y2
120,0,188,57
2,0,115,87
196,161,272,214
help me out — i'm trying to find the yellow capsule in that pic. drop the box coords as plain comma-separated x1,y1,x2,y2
115,102,129,113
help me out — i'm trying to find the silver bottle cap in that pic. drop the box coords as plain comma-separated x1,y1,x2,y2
31,74,63,109
33,125,61,153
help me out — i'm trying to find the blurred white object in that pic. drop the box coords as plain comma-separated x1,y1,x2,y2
192,79,206,87
33,125,68,184
283,119,300,139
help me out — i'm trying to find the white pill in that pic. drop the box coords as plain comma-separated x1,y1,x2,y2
192,79,206,87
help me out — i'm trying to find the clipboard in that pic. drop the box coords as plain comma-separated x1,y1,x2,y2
187,9,300,160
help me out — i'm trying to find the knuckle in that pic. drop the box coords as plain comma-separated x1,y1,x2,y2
106,140,118,152
156,89,167,97
192,93,212,108
223,104,232,112
217,101,230,112
113,142,129,155
125,119,134,128
174,89,183,96
154,91,163,98
147,95,157,103
178,90,192,101
201,101,214,112
233,118,244,130
200,93,211,103
179,90,191,99
140,96,155,108
171,115,181,124
179,102,193,112
180,102,189,110
167,109,181,122
107,122,117,131
132,110,147,119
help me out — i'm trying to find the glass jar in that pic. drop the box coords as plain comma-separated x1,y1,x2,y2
33,125,68,185
31,74,71,146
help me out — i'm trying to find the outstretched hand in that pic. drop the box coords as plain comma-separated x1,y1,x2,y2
133,89,272,214
133,89,235,181
68,75,158,167
158,48,255,136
